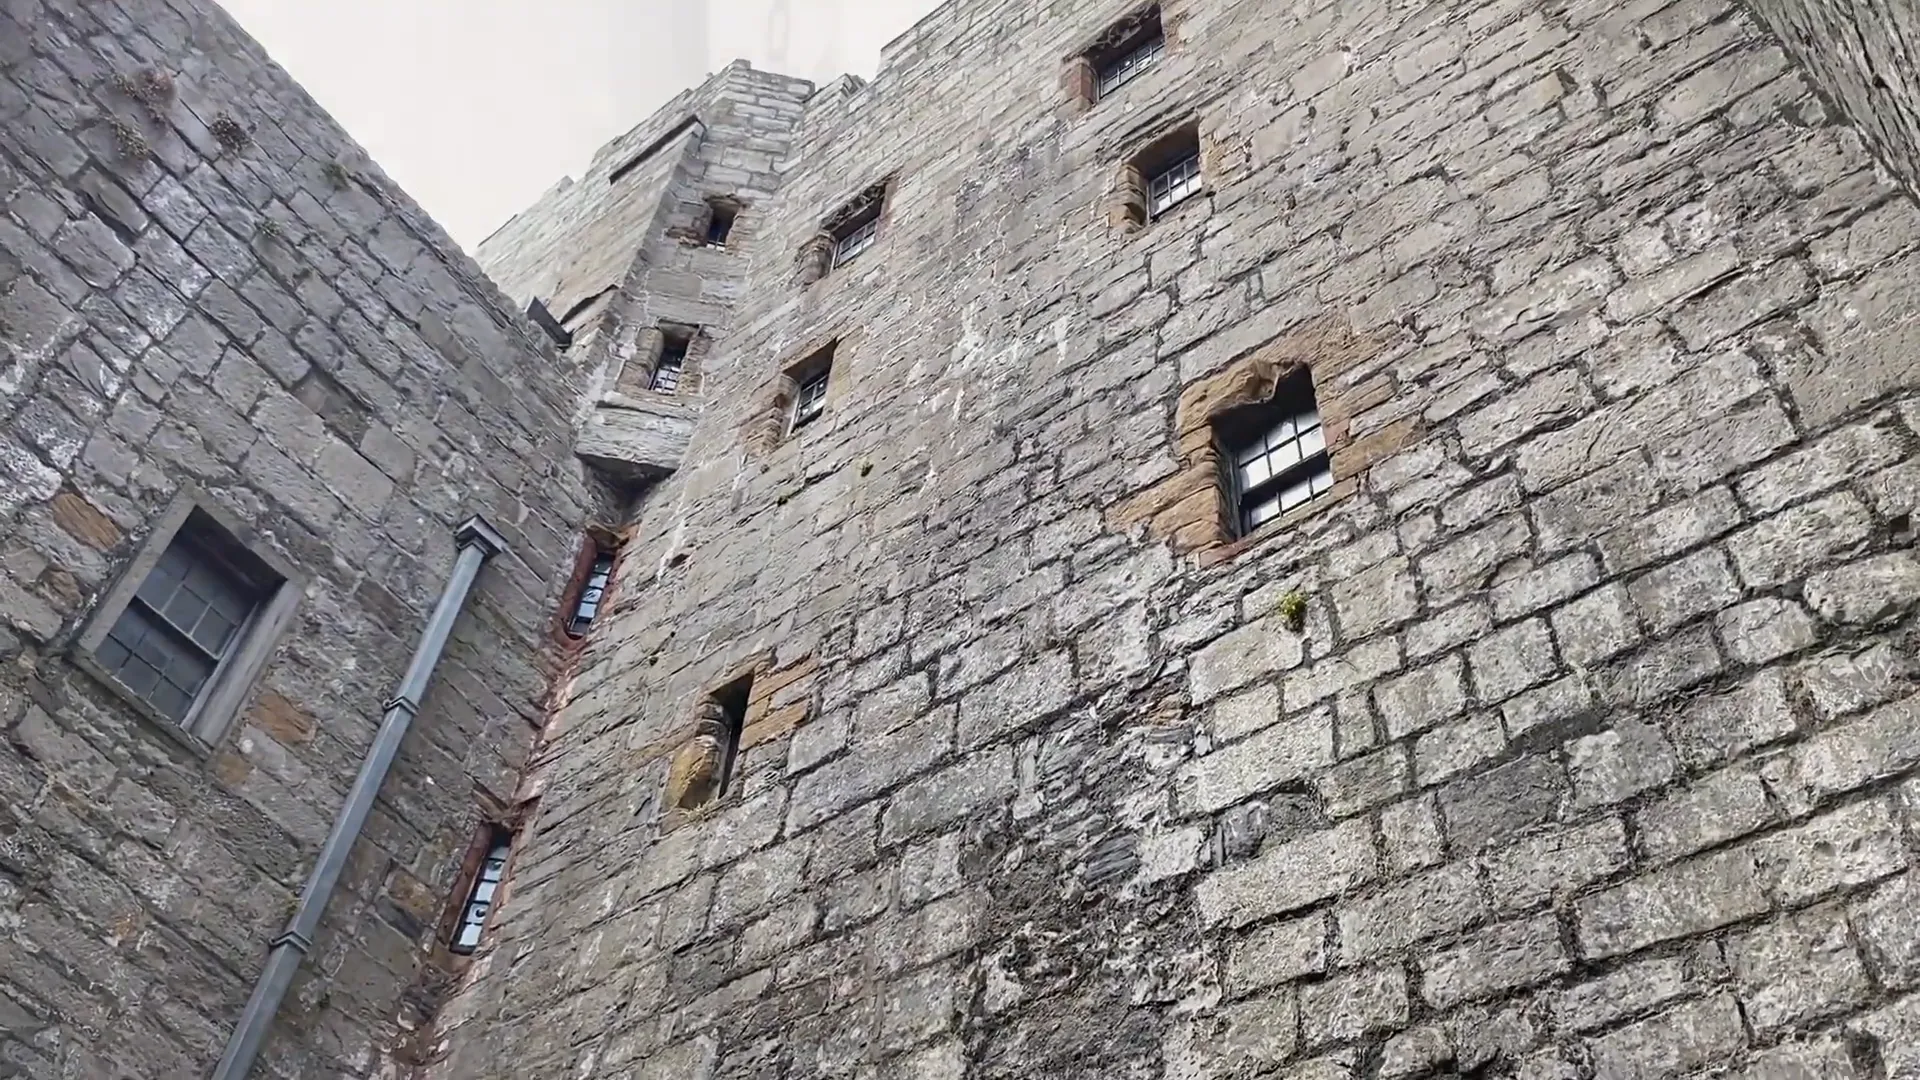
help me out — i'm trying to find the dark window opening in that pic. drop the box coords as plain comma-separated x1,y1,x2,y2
830,201,881,267
566,551,615,637
97,512,273,728
525,298,573,349
1216,370,1333,536
651,331,690,395
451,828,511,955
710,674,751,799
1093,8,1165,98
705,202,737,246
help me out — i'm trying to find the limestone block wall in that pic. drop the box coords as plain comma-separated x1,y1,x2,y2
0,0,603,1075
1741,0,1920,196
444,0,1920,1073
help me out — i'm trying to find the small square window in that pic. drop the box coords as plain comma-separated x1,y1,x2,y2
831,205,881,268
74,493,301,749
1216,371,1334,536
451,827,512,955
1093,9,1165,98
566,549,616,637
1147,151,1202,218
705,201,738,246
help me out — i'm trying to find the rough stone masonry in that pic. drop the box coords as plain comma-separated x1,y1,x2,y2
6,0,1920,1079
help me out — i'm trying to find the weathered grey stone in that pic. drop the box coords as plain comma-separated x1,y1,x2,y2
1585,994,1747,1080
1418,914,1569,1009
1196,819,1377,928
1730,906,1870,1031
1577,849,1769,959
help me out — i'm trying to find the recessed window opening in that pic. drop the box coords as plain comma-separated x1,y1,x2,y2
1217,370,1333,536
1094,9,1165,98
451,827,511,955
711,674,751,799
651,331,690,394
567,550,615,637
705,202,738,246
97,513,273,733
830,202,881,268
792,367,831,432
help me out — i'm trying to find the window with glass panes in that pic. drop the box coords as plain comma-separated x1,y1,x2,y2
1217,372,1334,535
830,205,881,267
567,552,615,637
95,520,267,732
1095,18,1164,98
1147,152,1202,217
792,367,831,430
651,334,688,394
451,830,510,954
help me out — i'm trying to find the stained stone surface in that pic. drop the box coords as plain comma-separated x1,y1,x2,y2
8,0,1920,1076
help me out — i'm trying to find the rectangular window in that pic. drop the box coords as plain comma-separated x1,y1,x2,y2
567,551,615,637
792,367,831,431
651,331,689,395
77,497,300,748
711,674,750,800
705,202,737,246
1095,11,1165,98
451,828,511,954
1148,152,1202,218
830,204,881,268
1217,371,1334,535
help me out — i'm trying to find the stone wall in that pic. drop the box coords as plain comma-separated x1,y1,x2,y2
440,0,1920,1077
1741,0,1920,195
0,0,602,1076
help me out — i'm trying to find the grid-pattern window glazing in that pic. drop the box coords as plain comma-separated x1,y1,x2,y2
567,553,615,637
451,834,510,954
96,533,260,725
831,215,879,267
1097,32,1164,98
792,368,831,430
651,337,688,395
1224,397,1333,534
1148,153,1202,217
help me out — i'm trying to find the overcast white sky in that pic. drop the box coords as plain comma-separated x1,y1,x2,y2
221,0,944,249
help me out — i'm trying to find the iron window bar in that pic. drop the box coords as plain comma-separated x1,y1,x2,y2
831,214,879,267
451,832,511,954
1148,152,1202,218
567,552,615,637
791,369,831,431
1097,31,1165,98
1220,382,1334,536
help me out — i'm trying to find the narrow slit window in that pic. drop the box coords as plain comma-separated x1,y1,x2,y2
651,332,689,394
96,515,272,734
1094,9,1166,98
1217,371,1334,536
567,551,615,637
451,829,511,955
712,675,750,799
705,203,737,246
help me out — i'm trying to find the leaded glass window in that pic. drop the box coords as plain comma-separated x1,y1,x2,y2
95,524,265,728
567,552,614,637
451,833,510,954
1218,373,1334,536
651,335,687,395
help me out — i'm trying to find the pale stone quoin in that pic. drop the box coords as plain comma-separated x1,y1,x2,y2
5,0,1920,1076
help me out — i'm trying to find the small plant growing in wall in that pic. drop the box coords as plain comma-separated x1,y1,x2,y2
1276,590,1308,632
111,68,176,120
322,160,352,190
210,111,250,152
108,117,148,161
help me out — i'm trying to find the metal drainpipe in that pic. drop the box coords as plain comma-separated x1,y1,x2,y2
211,515,509,1080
